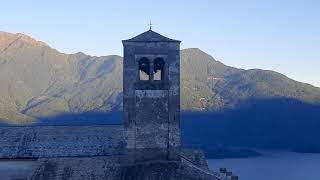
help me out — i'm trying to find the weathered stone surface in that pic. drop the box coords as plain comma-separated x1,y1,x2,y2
181,149,210,170
31,156,220,180
122,30,181,162
121,160,220,180
30,156,123,180
135,90,169,151
0,125,124,158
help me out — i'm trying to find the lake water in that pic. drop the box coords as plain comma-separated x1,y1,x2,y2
208,151,320,180
0,160,37,180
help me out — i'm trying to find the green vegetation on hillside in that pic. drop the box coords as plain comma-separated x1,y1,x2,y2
1,32,320,124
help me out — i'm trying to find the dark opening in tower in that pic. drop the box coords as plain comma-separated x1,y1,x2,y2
154,58,165,80
139,57,150,80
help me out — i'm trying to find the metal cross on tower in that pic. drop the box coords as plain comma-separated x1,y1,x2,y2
148,21,152,30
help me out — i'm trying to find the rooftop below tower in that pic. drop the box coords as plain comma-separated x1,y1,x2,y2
123,30,181,43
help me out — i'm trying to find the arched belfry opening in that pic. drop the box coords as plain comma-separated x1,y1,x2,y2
138,57,150,80
154,58,165,80
122,29,181,162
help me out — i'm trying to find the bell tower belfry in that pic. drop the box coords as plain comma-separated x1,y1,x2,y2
122,30,181,161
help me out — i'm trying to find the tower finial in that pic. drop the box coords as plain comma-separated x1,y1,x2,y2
148,20,152,30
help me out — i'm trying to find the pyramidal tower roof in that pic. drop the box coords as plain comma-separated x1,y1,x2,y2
123,30,181,43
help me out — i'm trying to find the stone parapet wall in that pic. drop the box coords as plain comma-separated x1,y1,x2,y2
31,157,221,180
0,125,124,158
181,149,209,170
122,160,220,180
30,156,123,180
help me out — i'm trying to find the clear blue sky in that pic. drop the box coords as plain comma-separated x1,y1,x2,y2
1,0,319,87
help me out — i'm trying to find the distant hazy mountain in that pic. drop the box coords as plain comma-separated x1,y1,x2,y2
181,48,320,111
0,32,122,124
1,31,320,124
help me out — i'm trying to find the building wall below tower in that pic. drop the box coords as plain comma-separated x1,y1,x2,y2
0,125,124,159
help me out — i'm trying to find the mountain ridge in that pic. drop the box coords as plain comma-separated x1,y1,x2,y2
0,32,320,124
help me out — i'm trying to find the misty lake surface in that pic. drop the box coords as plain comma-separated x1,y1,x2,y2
208,151,320,180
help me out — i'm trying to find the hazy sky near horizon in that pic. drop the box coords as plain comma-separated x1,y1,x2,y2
0,0,319,87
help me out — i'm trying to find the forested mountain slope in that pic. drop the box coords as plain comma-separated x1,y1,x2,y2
1,32,320,124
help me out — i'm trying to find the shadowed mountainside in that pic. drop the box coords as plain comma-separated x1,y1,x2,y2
1,31,320,125
181,97,320,156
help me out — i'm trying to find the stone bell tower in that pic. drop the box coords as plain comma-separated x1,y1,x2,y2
122,29,181,162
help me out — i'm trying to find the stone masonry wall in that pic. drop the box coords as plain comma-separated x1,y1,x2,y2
0,125,124,158
30,156,123,180
123,40,181,161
